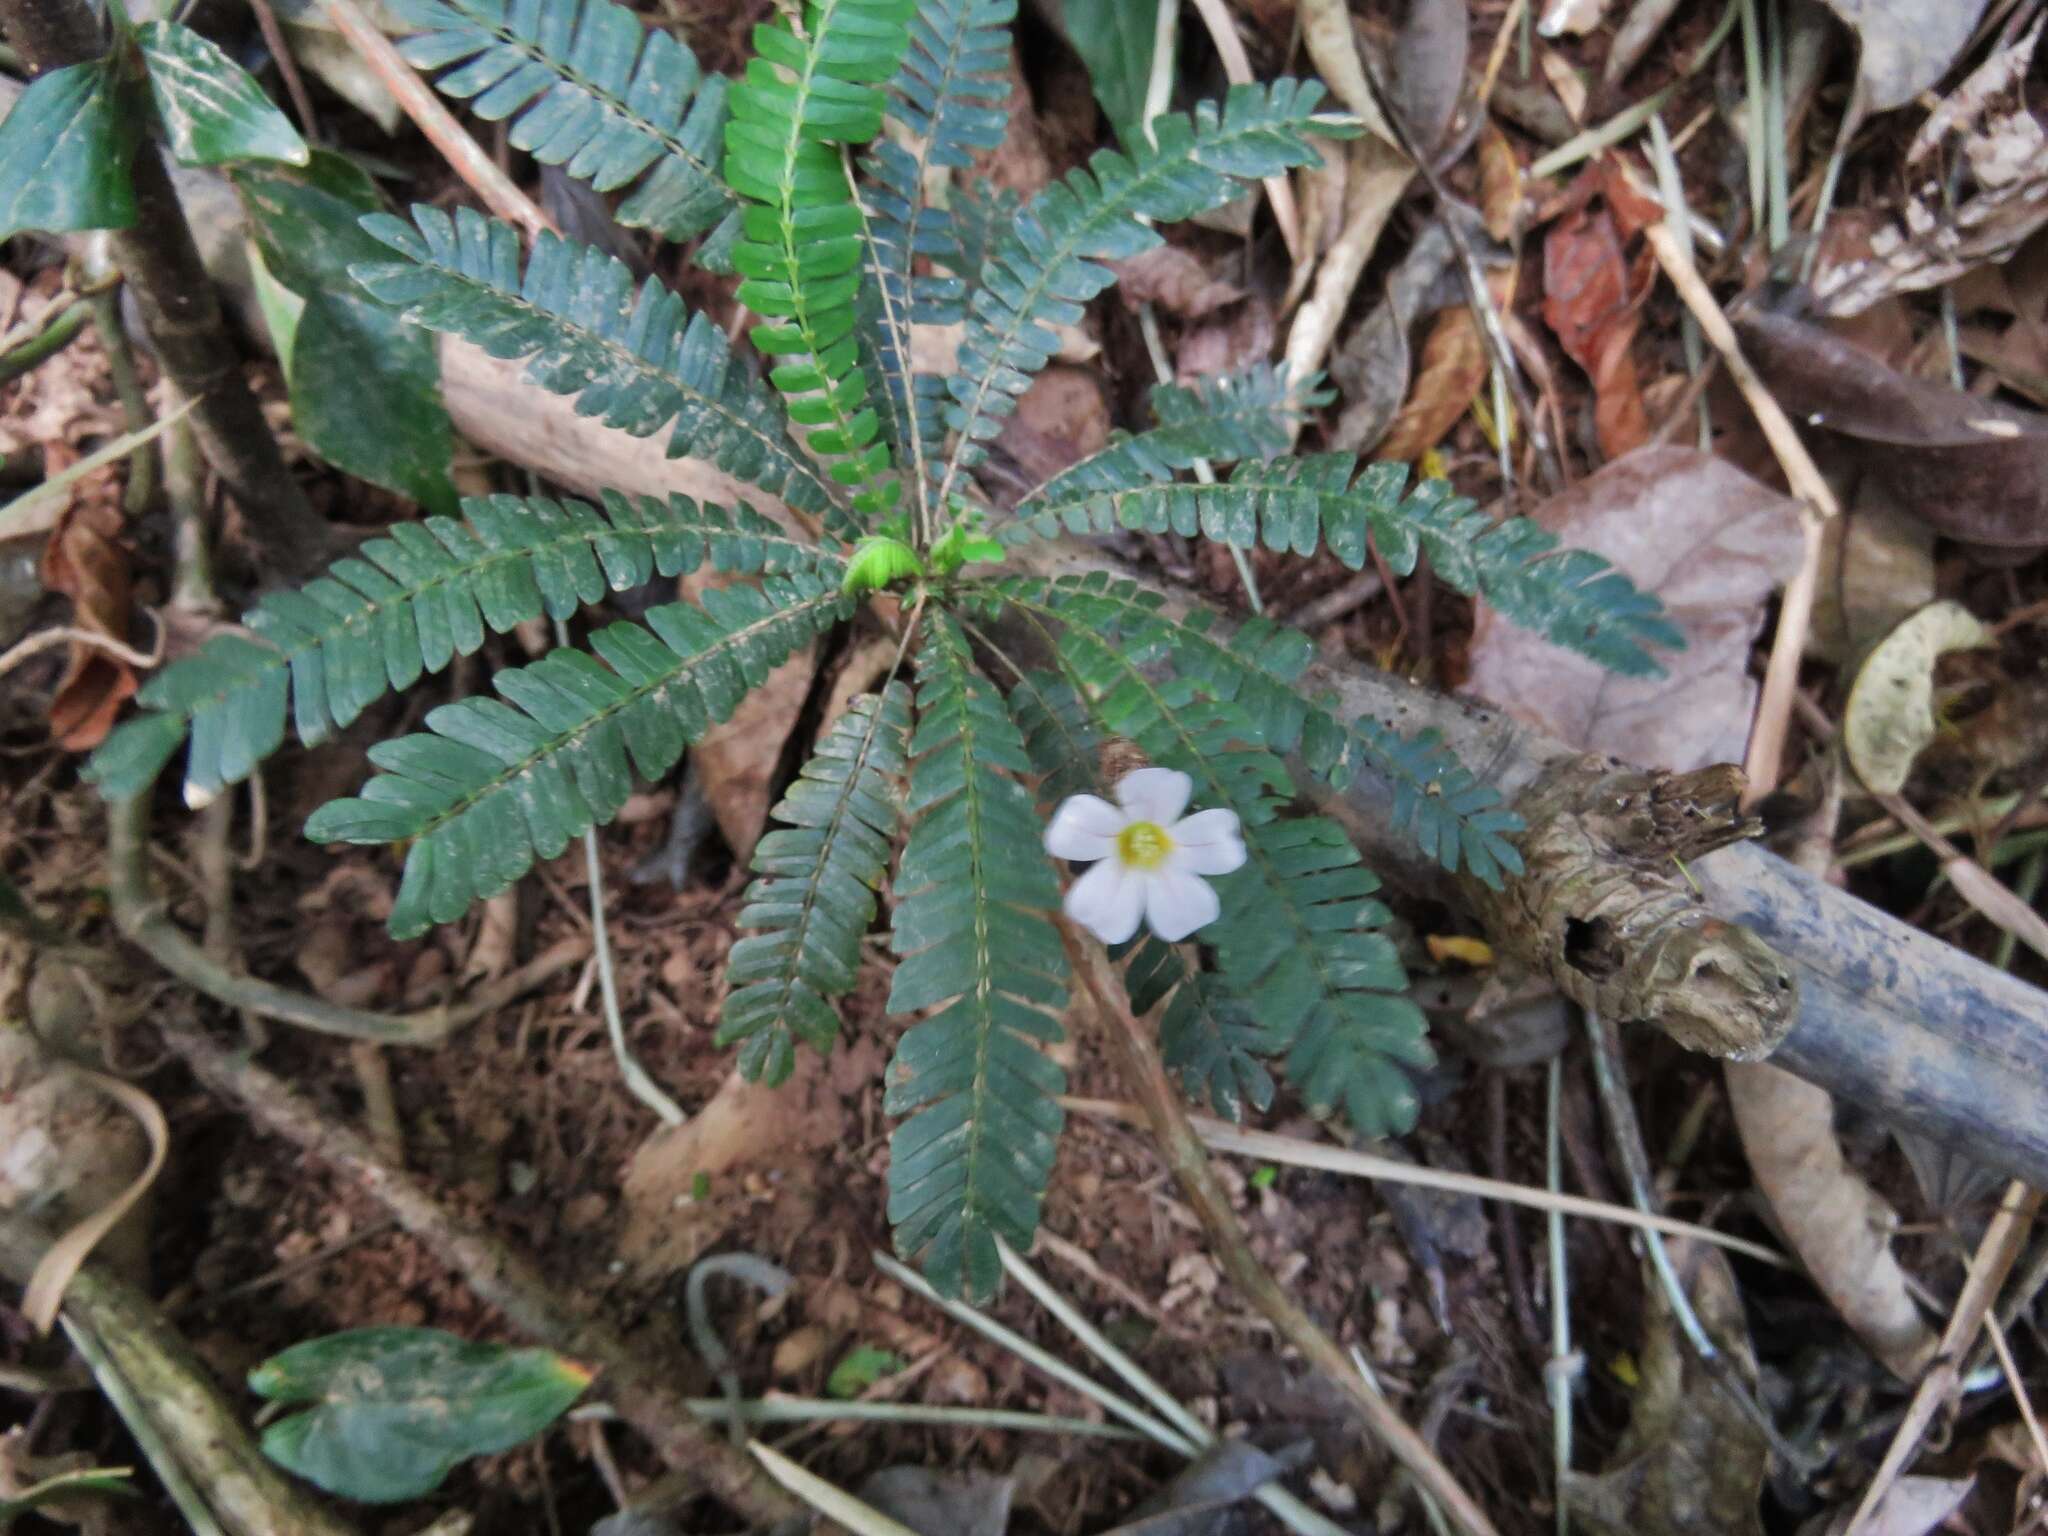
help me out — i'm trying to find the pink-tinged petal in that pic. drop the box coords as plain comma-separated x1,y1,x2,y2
1144,868,1221,942
1045,794,1124,860
1116,767,1192,826
1168,808,1246,874
1066,859,1145,945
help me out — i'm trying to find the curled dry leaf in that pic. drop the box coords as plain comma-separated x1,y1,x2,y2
1376,294,1491,463
1736,307,2048,551
1541,160,1662,459
1814,20,2048,315
1298,0,1398,146
1477,122,1523,242
1843,600,1995,795
1328,216,1473,452
1465,447,1805,772
36,453,137,751
1819,0,1991,115
1108,245,1244,319
1726,1062,1938,1380
1387,0,1471,160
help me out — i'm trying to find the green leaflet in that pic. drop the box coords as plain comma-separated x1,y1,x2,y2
721,682,913,1084
250,1328,588,1503
1048,0,1161,144
0,59,137,240
1005,572,1526,886
1008,455,1683,678
885,611,1066,1300
137,21,309,167
351,205,848,533
725,0,916,524
1042,614,1433,1140
307,573,850,939
389,0,740,252
939,79,1344,498
86,493,833,803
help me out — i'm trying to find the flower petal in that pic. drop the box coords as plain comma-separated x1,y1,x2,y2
1045,794,1124,860
1116,767,1192,826
1168,807,1247,875
1066,858,1145,945
1144,868,1221,942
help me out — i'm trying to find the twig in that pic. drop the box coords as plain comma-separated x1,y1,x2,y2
1138,305,1261,612
1059,921,1501,1536
1641,218,1835,804
1982,1310,2048,1480
159,1019,801,1524
106,792,588,1043
1281,137,1413,388
1875,789,2048,964
1544,1056,1573,1536
1062,1096,1795,1269
322,0,557,240
0,1215,360,1536
1479,0,1530,103
0,618,162,678
1844,1181,2045,1536
86,284,158,515
249,0,319,139
574,1395,1145,1438
1186,0,1301,260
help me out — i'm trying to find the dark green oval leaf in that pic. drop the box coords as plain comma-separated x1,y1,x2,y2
0,59,137,240
291,290,456,515
139,21,309,166
249,1327,591,1504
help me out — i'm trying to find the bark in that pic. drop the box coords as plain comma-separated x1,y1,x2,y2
429,346,2048,1191
0,0,332,565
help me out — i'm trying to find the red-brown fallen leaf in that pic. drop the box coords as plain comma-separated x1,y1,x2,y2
1109,245,1245,318
1377,303,1489,463
36,446,136,751
1541,159,1660,458
1477,122,1524,242
1463,447,1805,771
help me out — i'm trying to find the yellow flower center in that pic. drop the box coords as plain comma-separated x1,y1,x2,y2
1116,820,1173,871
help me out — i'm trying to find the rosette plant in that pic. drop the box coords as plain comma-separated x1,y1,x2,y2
84,0,1679,1298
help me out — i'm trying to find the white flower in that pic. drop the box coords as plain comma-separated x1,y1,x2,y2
1044,767,1248,945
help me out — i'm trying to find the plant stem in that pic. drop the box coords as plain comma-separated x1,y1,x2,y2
88,286,158,514
0,294,90,381
0,0,332,568
1059,920,1502,1536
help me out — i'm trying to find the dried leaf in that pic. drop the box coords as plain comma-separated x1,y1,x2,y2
1803,1476,1975,1536
36,455,135,751
1808,489,1935,666
1109,246,1244,319
1477,122,1523,241
1388,0,1470,159
1176,295,1275,383
1726,1061,1938,1382
1737,307,2048,550
1843,600,1994,795
1813,20,2048,314
1376,303,1488,462
462,890,519,983
1537,0,1608,37
1328,217,1470,452
1819,0,1990,114
1541,163,1660,458
1563,1243,1769,1536
1465,447,1805,771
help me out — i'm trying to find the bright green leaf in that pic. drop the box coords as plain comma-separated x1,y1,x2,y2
842,535,924,593
825,1344,905,1399
0,60,138,240
291,291,456,516
249,1327,591,1504
138,21,310,167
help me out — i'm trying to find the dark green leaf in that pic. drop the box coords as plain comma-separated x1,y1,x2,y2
235,149,392,293
249,1327,590,1503
1050,0,1161,142
138,21,309,167
0,60,137,239
292,291,455,516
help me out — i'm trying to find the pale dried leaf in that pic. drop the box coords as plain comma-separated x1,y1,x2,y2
1299,0,1398,145
1387,0,1470,158
1804,1476,1974,1536
462,890,519,983
1808,490,1935,666
1725,1061,1937,1381
22,1069,167,1333
1843,600,1994,795
1820,0,1990,113
1944,856,2048,963
1464,448,1805,771
1537,0,1608,36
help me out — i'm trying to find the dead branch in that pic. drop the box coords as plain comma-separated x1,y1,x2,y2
159,1019,803,1526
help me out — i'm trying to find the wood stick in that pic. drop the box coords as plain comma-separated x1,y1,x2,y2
1059,919,1502,1536
323,0,558,241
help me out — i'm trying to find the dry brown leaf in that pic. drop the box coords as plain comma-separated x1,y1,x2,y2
1814,20,2048,315
994,364,1109,489
1387,0,1470,159
1176,295,1276,383
36,452,137,751
1376,303,1488,463
1541,162,1661,459
22,1068,167,1333
1464,447,1805,771
1820,0,1990,114
1108,246,1244,318
1736,307,2048,551
462,889,520,983
1477,122,1523,242
1726,1061,1938,1381
0,278,124,457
